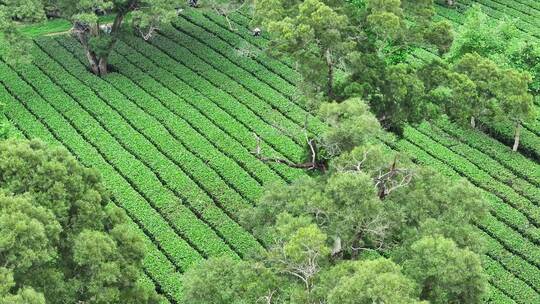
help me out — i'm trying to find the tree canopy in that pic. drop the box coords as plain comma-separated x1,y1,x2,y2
253,0,537,149
182,98,489,304
0,0,180,75
0,139,161,304
254,0,452,129
444,5,537,150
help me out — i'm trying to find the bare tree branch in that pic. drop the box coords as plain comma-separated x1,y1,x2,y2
374,156,414,199
251,133,325,171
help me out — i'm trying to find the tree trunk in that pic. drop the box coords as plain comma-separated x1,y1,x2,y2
470,116,475,128
86,51,100,75
331,237,342,257
325,49,335,100
76,9,127,76
111,11,125,34
512,123,521,152
98,57,108,76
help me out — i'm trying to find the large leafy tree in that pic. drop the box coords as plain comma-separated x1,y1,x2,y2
448,4,540,91
63,0,178,75
183,98,488,303
0,139,161,304
254,0,453,130
401,236,487,304
326,258,425,304
1,0,180,75
255,0,355,99
445,6,537,151
419,59,480,127
451,53,535,151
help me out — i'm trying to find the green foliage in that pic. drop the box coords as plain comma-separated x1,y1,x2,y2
327,258,425,304
0,139,159,304
419,45,536,150
2,5,536,302
215,98,489,303
447,5,520,63
254,0,456,129
0,193,60,272
0,0,45,61
442,5,537,151
256,0,354,99
425,20,454,55
402,236,487,304
317,98,381,155
88,35,113,57
0,267,45,304
183,256,281,304
1,0,179,75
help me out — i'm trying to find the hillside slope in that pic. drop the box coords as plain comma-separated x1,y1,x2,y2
1,7,539,303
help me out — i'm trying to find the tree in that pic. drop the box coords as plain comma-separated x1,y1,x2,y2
1,0,179,76
384,167,487,253
268,218,330,297
450,4,540,96
447,5,520,64
183,256,281,304
419,59,480,128
443,6,538,150
0,267,45,304
255,0,355,99
342,0,450,129
0,193,60,274
402,236,487,304
326,258,425,304
509,41,540,95
425,20,454,55
453,53,535,150
317,97,382,155
63,0,179,75
253,98,381,171
185,95,488,303
495,69,536,151
0,139,161,304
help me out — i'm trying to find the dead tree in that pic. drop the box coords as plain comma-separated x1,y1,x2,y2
252,133,326,171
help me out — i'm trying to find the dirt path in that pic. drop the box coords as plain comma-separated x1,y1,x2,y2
43,22,114,37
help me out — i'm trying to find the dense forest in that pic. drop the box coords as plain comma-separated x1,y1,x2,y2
0,0,539,303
